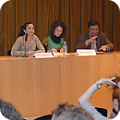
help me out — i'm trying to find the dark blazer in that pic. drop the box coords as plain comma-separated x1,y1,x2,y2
75,31,114,51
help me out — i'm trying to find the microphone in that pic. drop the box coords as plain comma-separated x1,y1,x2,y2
95,35,98,41
96,36,98,49
25,33,28,41
22,33,28,57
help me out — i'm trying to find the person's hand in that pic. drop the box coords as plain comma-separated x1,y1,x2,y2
99,45,107,51
98,77,117,86
47,48,57,53
86,36,97,43
27,51,36,55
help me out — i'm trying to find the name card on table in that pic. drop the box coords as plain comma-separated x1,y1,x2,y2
32,53,53,58
76,49,96,56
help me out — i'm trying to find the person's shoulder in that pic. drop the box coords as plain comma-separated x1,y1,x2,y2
16,36,23,42
42,36,50,40
32,35,41,42
78,32,89,41
78,31,88,37
16,36,23,39
99,32,106,36
47,36,51,39
32,34,39,39
42,36,49,44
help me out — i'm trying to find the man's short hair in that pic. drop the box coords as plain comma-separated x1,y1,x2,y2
88,19,100,28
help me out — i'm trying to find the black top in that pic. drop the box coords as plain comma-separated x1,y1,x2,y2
42,35,61,52
51,35,61,43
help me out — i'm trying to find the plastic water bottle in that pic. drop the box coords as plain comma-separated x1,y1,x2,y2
91,41,97,52
63,41,67,56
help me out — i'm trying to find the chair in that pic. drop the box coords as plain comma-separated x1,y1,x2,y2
34,114,52,120
7,50,11,56
95,107,107,117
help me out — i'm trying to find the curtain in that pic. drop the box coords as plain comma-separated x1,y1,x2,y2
0,0,120,55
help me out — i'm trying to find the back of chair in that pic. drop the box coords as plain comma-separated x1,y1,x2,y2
34,114,52,120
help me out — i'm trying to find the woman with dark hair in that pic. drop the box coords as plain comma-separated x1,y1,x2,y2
42,20,66,53
11,22,45,56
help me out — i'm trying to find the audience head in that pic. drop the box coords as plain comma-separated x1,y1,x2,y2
54,110,90,120
50,20,66,37
19,22,34,37
88,19,100,37
0,98,23,120
52,103,93,120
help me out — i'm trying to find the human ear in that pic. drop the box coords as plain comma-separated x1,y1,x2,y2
113,98,119,105
23,29,26,33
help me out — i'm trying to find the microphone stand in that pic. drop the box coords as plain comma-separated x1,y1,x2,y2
22,33,28,57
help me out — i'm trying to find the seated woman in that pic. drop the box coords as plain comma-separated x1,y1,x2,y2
42,20,66,53
11,22,45,56
78,77,120,120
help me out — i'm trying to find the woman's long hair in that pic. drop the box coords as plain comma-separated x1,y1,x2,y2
106,76,120,106
18,22,33,37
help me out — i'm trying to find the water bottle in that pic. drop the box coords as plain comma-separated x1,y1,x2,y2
63,41,67,56
91,36,97,52
91,39,97,52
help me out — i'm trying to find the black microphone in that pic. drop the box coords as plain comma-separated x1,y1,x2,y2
22,33,28,57
95,35,98,47
96,38,98,41
25,33,28,41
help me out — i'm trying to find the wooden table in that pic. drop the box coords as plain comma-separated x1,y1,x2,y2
0,52,120,117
